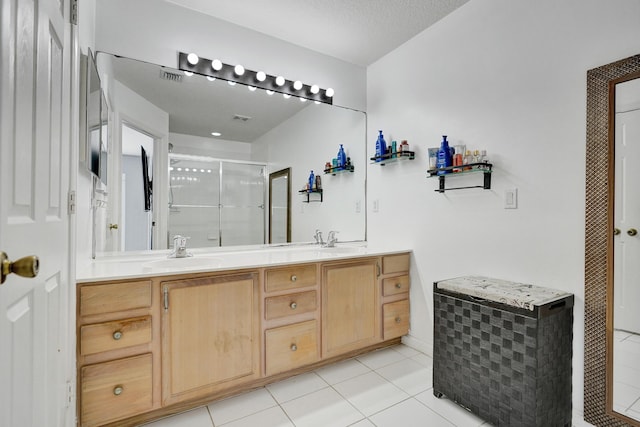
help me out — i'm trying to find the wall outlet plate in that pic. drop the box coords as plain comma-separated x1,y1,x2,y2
504,188,518,209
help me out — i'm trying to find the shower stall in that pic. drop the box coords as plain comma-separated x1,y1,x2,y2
168,154,266,248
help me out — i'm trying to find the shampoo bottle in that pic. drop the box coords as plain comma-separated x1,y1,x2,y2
337,144,347,169
436,135,453,175
308,170,314,192
375,130,387,162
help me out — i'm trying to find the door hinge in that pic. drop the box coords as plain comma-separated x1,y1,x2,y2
68,190,76,214
70,0,78,25
163,286,169,310
66,381,74,407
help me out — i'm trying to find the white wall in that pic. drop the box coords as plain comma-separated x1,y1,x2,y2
366,0,640,421
254,104,366,243
95,0,366,111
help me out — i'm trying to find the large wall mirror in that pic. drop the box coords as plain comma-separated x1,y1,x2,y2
94,52,366,254
585,54,640,426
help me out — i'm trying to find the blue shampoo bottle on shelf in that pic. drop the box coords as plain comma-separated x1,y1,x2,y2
375,130,387,162
308,170,314,192
337,144,347,169
436,135,453,175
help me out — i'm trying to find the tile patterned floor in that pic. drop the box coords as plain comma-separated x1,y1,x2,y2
613,330,640,419
142,345,491,427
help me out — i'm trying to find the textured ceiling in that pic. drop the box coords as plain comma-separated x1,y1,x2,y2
165,0,469,66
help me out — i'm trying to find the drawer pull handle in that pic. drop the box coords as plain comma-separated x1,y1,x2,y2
113,331,123,340
395,283,402,289
290,302,297,310
113,385,124,396
291,275,297,282
395,317,402,324
290,344,297,352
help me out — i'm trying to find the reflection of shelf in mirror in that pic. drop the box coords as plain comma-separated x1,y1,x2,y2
298,189,323,203
324,165,354,175
427,163,492,193
370,151,415,165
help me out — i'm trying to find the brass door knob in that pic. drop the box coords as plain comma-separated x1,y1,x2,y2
290,344,297,352
628,228,638,236
113,385,123,396
290,302,297,310
113,331,123,340
395,317,402,324
395,283,402,289
1,252,39,285
614,228,621,235
290,275,297,282
109,224,118,230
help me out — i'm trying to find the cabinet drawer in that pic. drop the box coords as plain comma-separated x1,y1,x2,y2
80,353,153,426
80,281,152,317
265,264,317,293
383,299,410,340
265,291,317,320
80,316,152,356
382,275,410,296
265,320,318,376
382,254,410,275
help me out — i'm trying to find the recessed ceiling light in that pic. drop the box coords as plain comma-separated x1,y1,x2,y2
211,132,222,137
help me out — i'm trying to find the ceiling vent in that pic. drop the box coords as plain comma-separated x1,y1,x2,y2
233,114,252,122
159,69,183,83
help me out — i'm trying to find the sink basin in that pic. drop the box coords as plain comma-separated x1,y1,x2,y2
143,256,222,270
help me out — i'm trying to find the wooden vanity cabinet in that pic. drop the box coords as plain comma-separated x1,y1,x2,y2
161,271,261,406
322,258,380,358
380,254,411,340
76,279,157,427
263,264,320,376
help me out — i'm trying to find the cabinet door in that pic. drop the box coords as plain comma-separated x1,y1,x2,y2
161,273,260,405
322,260,380,358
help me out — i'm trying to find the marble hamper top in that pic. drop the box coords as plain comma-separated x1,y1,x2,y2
436,276,572,311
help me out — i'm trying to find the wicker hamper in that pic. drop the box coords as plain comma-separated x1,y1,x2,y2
433,276,573,427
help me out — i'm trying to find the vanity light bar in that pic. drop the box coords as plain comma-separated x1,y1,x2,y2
178,52,334,105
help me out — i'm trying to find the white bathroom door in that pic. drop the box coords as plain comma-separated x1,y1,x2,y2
614,107,640,334
0,0,72,426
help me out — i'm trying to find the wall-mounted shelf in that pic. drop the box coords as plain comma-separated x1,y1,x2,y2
370,151,415,165
298,189,323,202
427,163,492,193
324,165,354,175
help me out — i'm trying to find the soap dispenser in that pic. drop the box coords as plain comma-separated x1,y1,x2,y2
436,135,453,175
375,130,387,162
337,144,347,169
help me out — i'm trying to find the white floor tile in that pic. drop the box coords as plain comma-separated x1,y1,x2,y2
219,406,294,427
266,372,328,404
315,358,371,385
369,398,454,427
141,407,213,427
356,347,406,370
208,388,277,426
348,419,375,427
333,371,409,416
281,387,364,427
375,358,432,396
415,390,487,427
392,344,421,358
409,352,434,369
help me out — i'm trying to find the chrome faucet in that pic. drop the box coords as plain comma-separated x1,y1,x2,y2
313,229,324,245
325,230,339,247
169,235,191,258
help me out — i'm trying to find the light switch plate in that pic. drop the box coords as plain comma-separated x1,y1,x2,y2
504,188,518,209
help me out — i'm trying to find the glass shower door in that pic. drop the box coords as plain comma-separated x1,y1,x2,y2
168,157,221,248
220,162,265,246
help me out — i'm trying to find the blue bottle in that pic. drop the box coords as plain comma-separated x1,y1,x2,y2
436,135,452,175
337,144,347,169
308,170,314,192
375,130,387,162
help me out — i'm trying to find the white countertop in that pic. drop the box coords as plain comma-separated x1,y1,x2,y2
76,243,412,283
